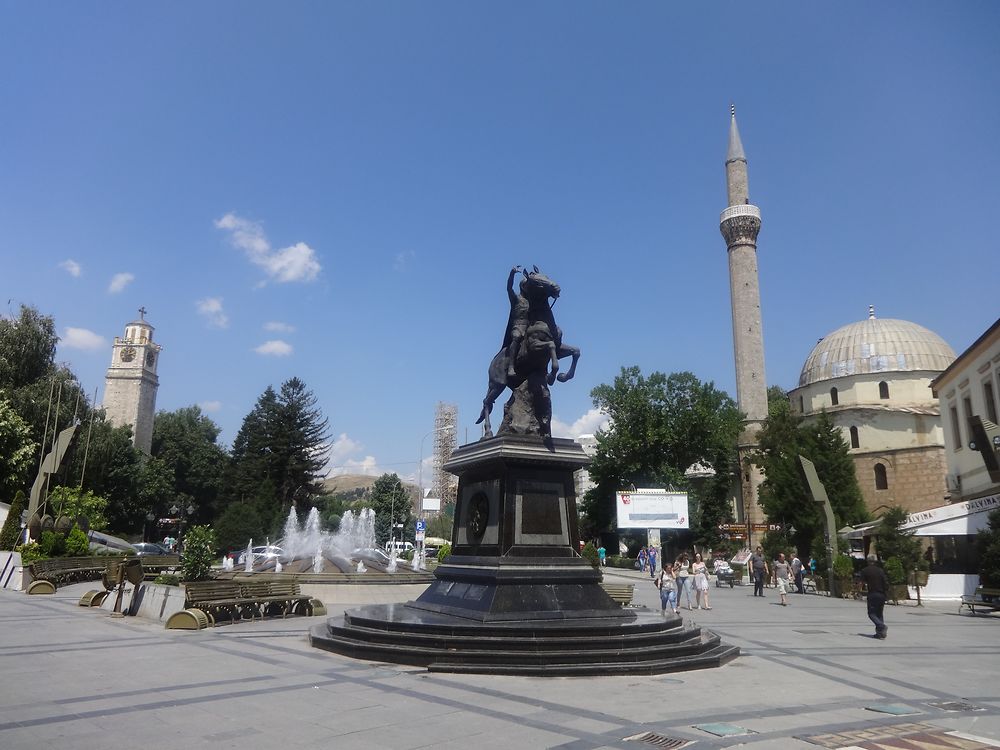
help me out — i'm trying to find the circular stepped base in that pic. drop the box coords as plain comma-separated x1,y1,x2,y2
310,603,739,676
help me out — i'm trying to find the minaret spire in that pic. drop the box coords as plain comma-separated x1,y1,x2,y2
720,106,768,548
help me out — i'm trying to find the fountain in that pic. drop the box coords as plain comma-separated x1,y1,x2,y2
243,539,253,573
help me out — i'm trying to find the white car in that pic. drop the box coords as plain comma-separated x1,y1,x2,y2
385,540,414,554
237,545,284,565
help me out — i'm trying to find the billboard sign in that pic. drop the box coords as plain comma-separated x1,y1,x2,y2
616,489,689,529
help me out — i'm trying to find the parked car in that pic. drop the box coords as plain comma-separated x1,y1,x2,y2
385,540,414,554
237,545,284,566
133,542,171,557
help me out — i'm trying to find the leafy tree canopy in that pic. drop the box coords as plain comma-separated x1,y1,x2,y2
0,398,35,503
367,473,412,547
582,368,742,547
754,408,868,560
46,485,109,530
151,406,228,523
0,305,58,391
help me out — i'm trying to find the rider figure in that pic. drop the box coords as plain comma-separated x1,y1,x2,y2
505,265,529,379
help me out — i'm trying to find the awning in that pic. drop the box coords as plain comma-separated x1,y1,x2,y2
902,492,999,537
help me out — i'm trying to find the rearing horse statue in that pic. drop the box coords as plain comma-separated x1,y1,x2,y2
476,265,580,438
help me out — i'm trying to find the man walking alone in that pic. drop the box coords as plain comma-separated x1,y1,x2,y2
860,554,890,639
750,546,768,598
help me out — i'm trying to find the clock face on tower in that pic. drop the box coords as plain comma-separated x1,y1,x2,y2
120,346,136,363
145,351,156,367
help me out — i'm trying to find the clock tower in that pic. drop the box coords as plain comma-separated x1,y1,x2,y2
101,307,162,454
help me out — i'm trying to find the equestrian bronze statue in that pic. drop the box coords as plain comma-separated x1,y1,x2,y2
476,265,580,438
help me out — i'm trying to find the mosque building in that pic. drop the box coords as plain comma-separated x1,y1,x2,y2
788,307,957,515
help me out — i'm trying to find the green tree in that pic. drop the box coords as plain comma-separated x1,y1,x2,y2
875,506,920,572
67,420,142,532
581,368,742,547
226,378,330,521
976,509,1000,588
367,473,411,547
150,406,228,523
0,398,35,502
754,409,868,559
46,486,109,530
0,489,26,549
0,305,58,391
180,525,216,581
213,502,268,554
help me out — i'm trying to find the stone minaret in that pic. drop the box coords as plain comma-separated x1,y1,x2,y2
101,307,161,454
719,107,769,548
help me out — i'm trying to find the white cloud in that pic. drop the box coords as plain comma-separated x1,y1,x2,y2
62,327,107,351
551,408,610,439
196,297,229,329
59,259,82,277
108,272,135,293
215,212,321,284
328,456,380,477
393,250,415,272
198,400,222,413
264,321,295,333
254,339,293,356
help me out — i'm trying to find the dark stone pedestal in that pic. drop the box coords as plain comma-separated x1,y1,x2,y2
310,435,739,675
410,435,630,622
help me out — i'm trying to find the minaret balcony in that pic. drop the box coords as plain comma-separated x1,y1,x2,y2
720,204,761,223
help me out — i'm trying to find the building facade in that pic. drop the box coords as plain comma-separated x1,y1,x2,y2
789,308,956,515
101,309,161,454
931,317,1000,504
720,108,770,547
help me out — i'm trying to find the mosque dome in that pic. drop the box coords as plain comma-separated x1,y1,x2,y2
798,308,956,387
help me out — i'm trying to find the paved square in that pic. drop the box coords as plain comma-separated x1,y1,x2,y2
2,569,998,749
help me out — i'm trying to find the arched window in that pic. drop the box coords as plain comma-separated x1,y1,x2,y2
874,463,888,490
830,387,839,406
850,426,859,449
799,395,804,413
879,381,889,399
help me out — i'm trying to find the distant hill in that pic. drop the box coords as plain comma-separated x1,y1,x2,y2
320,474,419,501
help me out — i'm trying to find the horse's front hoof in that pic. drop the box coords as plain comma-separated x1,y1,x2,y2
557,373,571,383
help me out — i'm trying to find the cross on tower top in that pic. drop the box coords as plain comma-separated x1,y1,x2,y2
138,306,147,320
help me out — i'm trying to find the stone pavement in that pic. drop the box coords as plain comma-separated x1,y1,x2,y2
1,567,998,750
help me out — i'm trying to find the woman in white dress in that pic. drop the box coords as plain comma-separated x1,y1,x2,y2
692,553,711,610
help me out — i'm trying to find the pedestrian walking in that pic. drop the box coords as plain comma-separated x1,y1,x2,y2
790,552,804,594
648,546,658,577
598,545,606,567
675,553,694,610
750,546,768,597
692,552,711,609
638,546,648,572
655,563,678,615
774,552,791,606
860,554,890,639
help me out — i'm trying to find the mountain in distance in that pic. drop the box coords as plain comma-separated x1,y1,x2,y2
320,474,419,502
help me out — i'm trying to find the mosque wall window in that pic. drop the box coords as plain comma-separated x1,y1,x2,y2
799,395,804,413
830,387,839,406
850,426,859,449
878,381,889,399
874,463,888,490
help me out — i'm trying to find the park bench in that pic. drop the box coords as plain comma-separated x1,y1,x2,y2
28,556,111,587
960,587,1000,615
183,580,250,623
600,582,635,607
238,580,313,620
137,554,181,579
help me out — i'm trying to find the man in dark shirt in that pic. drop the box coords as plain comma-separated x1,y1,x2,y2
860,554,890,639
749,546,768,597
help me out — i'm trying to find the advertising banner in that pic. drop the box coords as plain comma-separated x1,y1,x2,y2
616,489,689,529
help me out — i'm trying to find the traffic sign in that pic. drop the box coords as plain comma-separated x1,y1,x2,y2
415,520,426,532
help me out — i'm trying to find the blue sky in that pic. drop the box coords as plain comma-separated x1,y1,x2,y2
2,3,998,483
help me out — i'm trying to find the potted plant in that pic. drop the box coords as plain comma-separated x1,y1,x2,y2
832,554,854,598
884,556,908,603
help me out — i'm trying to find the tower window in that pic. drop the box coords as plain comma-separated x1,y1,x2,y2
878,381,889,399
874,463,888,490
830,387,839,406
850,426,859,449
